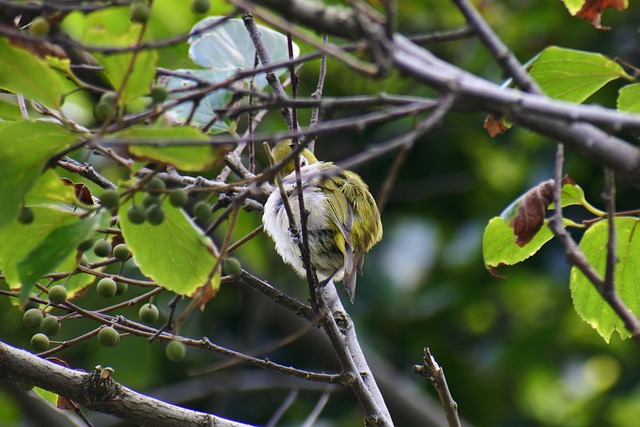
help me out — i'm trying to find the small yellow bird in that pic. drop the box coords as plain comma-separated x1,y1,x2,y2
262,140,383,302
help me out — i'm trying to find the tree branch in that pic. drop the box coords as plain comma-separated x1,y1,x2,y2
0,340,254,427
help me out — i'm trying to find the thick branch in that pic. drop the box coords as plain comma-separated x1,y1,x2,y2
0,340,253,427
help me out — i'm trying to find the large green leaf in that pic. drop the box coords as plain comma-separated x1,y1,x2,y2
85,26,158,104
112,125,223,172
617,83,640,113
0,38,70,108
17,212,106,304
529,46,632,103
119,196,218,296
483,217,555,275
570,217,640,342
0,121,79,229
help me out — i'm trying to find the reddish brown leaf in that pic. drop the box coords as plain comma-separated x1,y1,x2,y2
61,178,94,204
483,115,509,137
508,177,574,246
509,180,555,247
575,0,626,29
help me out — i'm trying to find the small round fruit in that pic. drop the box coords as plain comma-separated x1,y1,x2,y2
99,189,119,209
113,244,130,261
23,309,43,331
93,239,111,258
165,340,186,362
94,101,112,121
130,2,151,23
191,0,210,14
127,205,146,224
142,193,161,208
77,239,94,252
169,188,188,207
48,285,67,305
146,205,165,225
29,16,50,35
193,201,210,221
31,333,49,352
147,178,166,194
138,303,159,324
98,327,120,347
80,254,89,266
150,87,168,104
223,257,242,276
100,92,117,105
96,277,117,298
18,206,34,225
115,281,128,296
40,316,61,337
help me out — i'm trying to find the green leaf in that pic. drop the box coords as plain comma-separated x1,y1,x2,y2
27,169,78,208
85,27,158,104
189,17,300,89
17,212,106,304
483,217,555,275
0,121,79,229
33,387,58,406
562,0,585,15
112,125,223,171
529,46,632,104
570,217,640,342
617,83,640,113
0,38,70,108
119,196,218,296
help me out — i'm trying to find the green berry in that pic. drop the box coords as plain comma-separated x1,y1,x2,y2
191,0,210,14
31,333,49,352
98,327,120,347
138,303,159,324
150,86,168,104
80,254,89,266
147,178,166,194
77,239,94,252
146,205,165,225
193,201,210,221
165,340,186,362
23,309,43,331
96,277,117,298
18,206,34,225
94,101,112,121
29,16,50,35
100,92,117,105
169,189,188,207
93,239,111,257
99,189,119,209
127,205,146,224
48,285,67,305
223,257,242,276
40,316,60,337
115,281,128,296
113,244,130,261
130,1,151,23
142,193,161,208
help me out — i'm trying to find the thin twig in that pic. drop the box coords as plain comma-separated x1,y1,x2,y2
413,347,461,427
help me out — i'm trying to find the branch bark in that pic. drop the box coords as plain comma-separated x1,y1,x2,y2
0,340,254,427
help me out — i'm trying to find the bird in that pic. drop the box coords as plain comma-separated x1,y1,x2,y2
262,140,383,302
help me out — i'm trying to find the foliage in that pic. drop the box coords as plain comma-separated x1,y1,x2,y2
0,0,640,426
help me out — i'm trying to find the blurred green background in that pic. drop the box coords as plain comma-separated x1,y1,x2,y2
2,1,640,426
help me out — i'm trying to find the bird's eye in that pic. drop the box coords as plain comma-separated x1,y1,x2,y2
299,156,308,167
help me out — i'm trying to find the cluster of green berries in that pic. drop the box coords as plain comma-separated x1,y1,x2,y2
98,178,192,227
22,285,69,352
